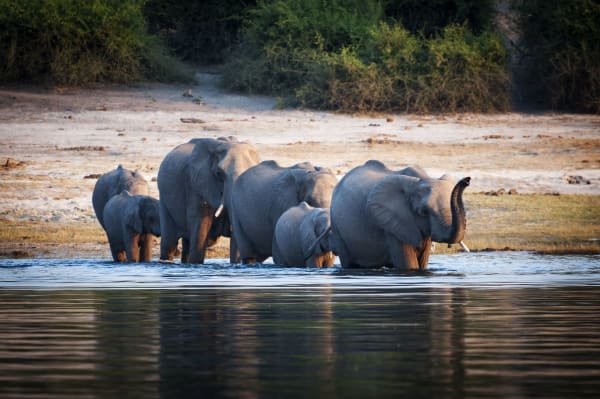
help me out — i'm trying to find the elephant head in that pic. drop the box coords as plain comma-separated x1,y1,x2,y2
366,174,470,249
126,194,161,237
188,136,260,212
302,207,335,268
278,163,338,212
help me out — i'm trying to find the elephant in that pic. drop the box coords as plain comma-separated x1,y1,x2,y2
230,160,338,264
92,165,148,229
157,136,260,263
330,160,470,270
102,191,161,262
273,202,335,267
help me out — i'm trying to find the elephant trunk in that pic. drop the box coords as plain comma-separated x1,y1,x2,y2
304,226,332,262
446,177,470,244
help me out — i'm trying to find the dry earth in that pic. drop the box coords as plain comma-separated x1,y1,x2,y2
1,71,599,258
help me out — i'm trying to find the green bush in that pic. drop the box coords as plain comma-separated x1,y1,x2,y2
223,0,509,113
0,0,193,85
518,0,600,113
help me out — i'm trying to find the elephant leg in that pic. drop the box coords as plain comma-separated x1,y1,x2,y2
386,235,419,269
229,234,240,264
181,238,190,263
159,204,178,261
305,255,318,268
322,252,335,268
418,237,432,270
272,238,284,266
139,233,154,262
188,205,213,264
126,233,141,263
108,240,126,263
308,253,335,268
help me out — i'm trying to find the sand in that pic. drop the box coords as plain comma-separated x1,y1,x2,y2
0,71,599,257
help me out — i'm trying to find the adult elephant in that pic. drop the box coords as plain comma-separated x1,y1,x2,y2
231,161,337,264
273,202,335,268
157,136,260,263
330,160,470,270
92,165,148,229
102,191,161,263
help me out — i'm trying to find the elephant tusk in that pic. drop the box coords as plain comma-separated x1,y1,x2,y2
214,203,224,218
459,241,470,253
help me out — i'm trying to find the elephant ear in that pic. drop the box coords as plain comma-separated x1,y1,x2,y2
298,204,318,257
125,195,143,233
365,175,424,248
188,138,223,208
271,169,304,223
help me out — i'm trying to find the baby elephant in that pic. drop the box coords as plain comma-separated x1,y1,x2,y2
102,191,161,262
273,202,335,267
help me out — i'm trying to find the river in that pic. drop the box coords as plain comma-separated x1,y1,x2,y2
1,252,599,398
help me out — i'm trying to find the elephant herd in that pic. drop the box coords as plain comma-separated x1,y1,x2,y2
92,136,470,270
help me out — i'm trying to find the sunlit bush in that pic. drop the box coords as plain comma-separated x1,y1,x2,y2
223,0,509,113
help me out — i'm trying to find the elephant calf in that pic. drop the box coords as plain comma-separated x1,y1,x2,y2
102,191,161,262
92,165,149,229
273,202,335,268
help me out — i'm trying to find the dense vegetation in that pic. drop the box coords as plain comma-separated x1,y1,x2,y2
517,0,600,113
0,0,598,113
0,0,193,84
221,0,509,113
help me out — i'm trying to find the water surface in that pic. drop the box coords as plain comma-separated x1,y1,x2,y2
1,252,599,398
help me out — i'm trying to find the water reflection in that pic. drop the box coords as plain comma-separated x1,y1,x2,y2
1,286,600,398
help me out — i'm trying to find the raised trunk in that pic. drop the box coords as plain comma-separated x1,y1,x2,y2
446,177,470,244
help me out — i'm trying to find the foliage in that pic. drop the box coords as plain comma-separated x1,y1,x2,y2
0,0,193,85
517,0,600,113
223,0,509,113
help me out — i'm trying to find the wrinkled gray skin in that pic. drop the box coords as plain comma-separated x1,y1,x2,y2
330,160,470,270
92,165,148,229
102,191,161,262
231,161,338,264
273,202,335,268
157,137,260,263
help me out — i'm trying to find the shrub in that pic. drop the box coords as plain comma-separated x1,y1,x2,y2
0,0,193,84
518,0,600,113
222,0,382,95
223,0,510,113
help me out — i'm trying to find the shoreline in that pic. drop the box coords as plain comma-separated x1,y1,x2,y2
1,77,599,259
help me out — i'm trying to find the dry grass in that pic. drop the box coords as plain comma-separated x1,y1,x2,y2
1,194,598,258
460,193,600,254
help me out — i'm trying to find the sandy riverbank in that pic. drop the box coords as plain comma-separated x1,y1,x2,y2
1,71,599,258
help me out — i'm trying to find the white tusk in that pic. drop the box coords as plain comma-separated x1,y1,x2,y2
459,241,470,253
214,203,224,218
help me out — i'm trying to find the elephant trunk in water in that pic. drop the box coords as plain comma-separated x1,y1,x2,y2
305,226,332,262
446,177,470,244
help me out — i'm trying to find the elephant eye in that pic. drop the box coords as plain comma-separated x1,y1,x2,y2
215,168,226,181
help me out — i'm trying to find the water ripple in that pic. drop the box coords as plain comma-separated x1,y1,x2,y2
1,252,599,290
